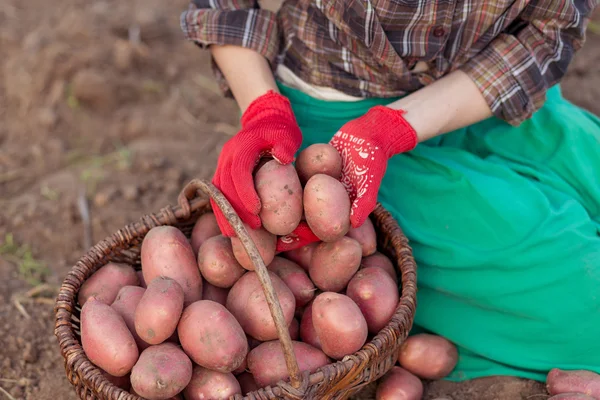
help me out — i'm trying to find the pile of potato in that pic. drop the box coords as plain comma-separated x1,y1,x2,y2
77,144,458,400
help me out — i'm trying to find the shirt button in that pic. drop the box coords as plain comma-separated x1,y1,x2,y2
433,26,446,37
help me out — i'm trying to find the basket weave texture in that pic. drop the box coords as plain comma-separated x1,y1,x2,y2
54,179,417,400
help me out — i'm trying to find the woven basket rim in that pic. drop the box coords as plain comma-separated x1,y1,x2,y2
53,180,417,400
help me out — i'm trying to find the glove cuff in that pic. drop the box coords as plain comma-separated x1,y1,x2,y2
241,90,297,127
365,106,418,157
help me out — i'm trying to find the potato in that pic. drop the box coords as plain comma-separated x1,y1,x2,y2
346,217,377,256
111,285,149,351
303,174,351,242
254,159,303,235
247,340,329,387
312,292,368,359
231,225,277,271
183,366,241,400
130,342,192,400
137,270,147,289
289,318,300,341
178,300,248,373
198,235,246,288
81,298,139,377
232,356,248,375
283,242,318,271
548,395,597,400
247,335,263,350
141,226,202,306
201,281,229,306
101,369,131,391
295,143,342,184
190,212,221,255
226,271,296,341
361,251,398,283
237,372,259,395
299,302,321,350
268,256,315,307
309,237,362,292
375,366,423,400
546,369,600,398
78,262,139,306
346,267,399,333
134,277,184,345
397,334,458,380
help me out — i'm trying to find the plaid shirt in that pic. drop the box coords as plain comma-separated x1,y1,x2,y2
180,0,597,125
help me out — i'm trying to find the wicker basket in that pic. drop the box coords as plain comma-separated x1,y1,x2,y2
54,179,417,400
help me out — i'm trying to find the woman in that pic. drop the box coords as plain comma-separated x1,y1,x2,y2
181,0,600,395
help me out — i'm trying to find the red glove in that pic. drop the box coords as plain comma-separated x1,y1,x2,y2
276,222,320,252
329,106,418,228
212,91,302,237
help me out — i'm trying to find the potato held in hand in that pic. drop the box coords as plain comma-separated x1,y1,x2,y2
184,366,241,400
309,237,362,292
248,340,329,388
376,366,424,400
135,277,184,345
312,292,368,359
303,174,351,242
198,235,246,288
130,343,192,400
141,226,202,306
346,267,399,334
226,271,296,341
231,225,277,271
295,143,342,184
178,300,248,373
398,334,458,380
78,262,139,306
254,160,303,236
81,298,139,377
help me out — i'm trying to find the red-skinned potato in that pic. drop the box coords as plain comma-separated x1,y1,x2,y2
101,370,131,391
376,366,424,400
130,343,192,400
190,212,221,255
299,301,321,350
254,160,303,236
111,285,149,351
198,235,246,288
295,143,342,184
346,217,377,256
135,277,184,345
268,256,315,307
312,292,368,360
78,262,139,306
346,267,399,334
232,356,248,376
548,395,597,400
398,334,458,380
201,281,229,306
183,366,241,400
178,300,248,373
303,174,351,242
247,340,329,388
231,225,277,270
289,318,300,340
226,271,296,341
130,386,182,399
546,369,600,399
137,270,147,289
309,237,362,292
141,226,202,306
283,242,318,271
237,372,259,395
81,298,139,377
361,252,398,283
247,335,263,350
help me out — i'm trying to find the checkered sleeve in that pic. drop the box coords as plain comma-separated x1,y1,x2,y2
460,0,596,126
180,0,280,96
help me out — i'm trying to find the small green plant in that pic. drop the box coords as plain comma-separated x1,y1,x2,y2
0,233,50,286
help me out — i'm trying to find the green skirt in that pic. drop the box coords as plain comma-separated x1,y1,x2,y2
277,81,600,382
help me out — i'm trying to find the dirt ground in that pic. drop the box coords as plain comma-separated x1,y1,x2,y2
0,1,598,399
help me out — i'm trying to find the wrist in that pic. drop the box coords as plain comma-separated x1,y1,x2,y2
364,106,418,156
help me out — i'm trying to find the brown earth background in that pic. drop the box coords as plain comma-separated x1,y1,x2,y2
0,1,598,399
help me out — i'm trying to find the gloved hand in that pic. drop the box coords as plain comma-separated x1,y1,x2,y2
212,91,302,237
276,221,320,252
329,106,418,228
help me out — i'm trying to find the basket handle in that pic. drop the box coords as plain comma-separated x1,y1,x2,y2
178,179,302,389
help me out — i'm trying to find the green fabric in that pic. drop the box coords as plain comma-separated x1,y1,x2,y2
277,81,600,382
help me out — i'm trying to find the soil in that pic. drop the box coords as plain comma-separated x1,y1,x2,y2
0,1,598,399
